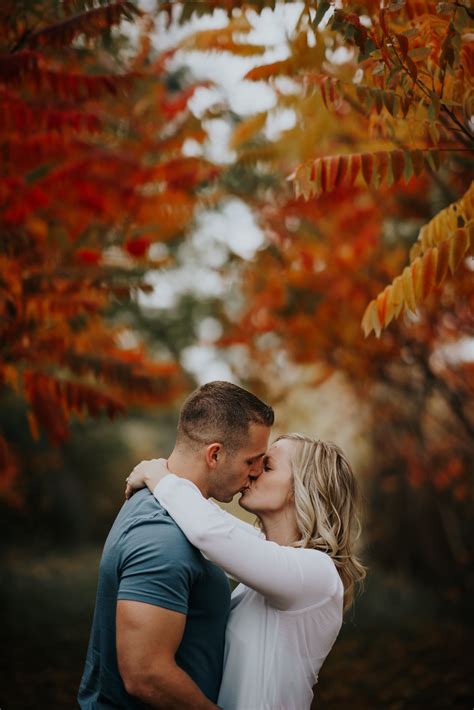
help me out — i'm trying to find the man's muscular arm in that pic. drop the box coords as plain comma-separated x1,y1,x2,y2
117,600,219,709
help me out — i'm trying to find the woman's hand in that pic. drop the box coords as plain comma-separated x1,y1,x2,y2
125,458,170,499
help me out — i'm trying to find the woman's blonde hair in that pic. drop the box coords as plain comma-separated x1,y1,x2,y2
278,433,367,611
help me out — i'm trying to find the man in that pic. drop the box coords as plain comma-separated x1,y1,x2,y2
78,380,274,709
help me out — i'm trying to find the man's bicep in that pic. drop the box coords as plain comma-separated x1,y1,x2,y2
116,600,186,686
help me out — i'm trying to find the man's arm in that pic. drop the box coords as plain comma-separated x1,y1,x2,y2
116,600,219,709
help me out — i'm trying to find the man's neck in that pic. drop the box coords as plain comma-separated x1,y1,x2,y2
167,447,210,498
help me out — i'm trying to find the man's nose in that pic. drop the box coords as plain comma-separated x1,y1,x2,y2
249,460,264,479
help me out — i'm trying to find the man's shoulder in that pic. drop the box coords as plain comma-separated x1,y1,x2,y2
112,489,201,563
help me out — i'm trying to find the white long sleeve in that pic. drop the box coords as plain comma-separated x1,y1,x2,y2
153,474,340,611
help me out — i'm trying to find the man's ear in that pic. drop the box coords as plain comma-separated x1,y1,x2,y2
205,442,223,469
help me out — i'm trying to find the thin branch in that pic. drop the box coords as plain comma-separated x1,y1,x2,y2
389,39,473,147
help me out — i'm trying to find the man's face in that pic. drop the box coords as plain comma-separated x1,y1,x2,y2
210,423,271,503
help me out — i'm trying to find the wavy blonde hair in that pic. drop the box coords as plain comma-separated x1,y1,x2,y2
277,434,367,611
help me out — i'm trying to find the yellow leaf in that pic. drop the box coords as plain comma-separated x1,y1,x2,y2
361,300,381,337
402,265,417,312
389,275,405,318
410,181,474,260
411,257,423,302
376,286,391,327
298,161,313,200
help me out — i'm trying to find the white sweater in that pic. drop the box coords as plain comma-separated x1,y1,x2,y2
153,475,344,710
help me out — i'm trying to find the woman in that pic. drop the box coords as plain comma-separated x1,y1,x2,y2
126,434,366,710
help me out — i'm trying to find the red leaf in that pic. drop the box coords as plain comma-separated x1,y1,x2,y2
125,236,151,257
346,154,361,187
391,150,405,184
161,87,197,120
395,33,409,59
76,248,102,265
361,153,374,186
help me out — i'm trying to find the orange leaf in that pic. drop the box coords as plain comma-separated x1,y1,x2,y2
230,112,267,150
435,239,450,285
420,248,438,299
376,286,391,327
402,265,417,312
449,227,469,273
27,411,40,441
411,257,423,302
244,58,294,81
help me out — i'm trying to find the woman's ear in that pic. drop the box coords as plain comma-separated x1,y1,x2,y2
205,442,222,469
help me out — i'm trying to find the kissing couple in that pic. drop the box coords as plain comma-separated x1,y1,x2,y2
78,380,366,709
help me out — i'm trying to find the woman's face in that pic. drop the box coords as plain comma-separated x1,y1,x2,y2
239,438,295,515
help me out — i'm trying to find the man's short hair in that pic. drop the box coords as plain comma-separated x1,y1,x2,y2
177,381,274,453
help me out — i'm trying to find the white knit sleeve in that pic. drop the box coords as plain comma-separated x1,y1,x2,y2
153,474,339,611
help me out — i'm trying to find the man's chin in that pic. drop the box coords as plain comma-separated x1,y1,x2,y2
238,495,250,511
214,492,234,504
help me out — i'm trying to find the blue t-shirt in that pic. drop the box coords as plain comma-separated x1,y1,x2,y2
78,488,231,708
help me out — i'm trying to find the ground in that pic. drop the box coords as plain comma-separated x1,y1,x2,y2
1,547,472,709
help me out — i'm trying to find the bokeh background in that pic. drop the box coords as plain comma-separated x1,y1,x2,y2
1,1,473,708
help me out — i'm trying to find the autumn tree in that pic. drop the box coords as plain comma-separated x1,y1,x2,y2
0,0,223,500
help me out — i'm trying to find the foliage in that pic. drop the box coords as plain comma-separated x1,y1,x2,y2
181,0,473,332
0,0,222,498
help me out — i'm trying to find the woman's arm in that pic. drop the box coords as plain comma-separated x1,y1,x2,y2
125,459,259,538
154,474,338,611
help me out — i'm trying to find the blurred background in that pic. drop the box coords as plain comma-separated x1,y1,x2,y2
1,1,473,708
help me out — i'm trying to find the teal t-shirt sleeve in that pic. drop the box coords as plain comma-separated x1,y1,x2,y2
117,517,199,614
